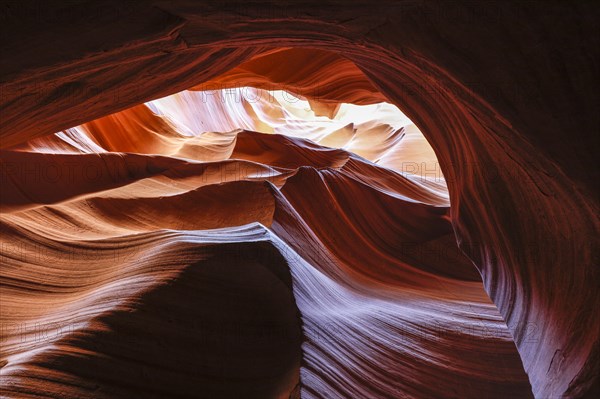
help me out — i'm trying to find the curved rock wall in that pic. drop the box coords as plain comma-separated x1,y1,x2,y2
1,2,598,397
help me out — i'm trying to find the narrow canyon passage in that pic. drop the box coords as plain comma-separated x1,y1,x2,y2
1,49,533,398
1,3,598,399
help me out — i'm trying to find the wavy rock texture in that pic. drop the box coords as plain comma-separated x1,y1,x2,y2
2,124,531,397
0,2,598,398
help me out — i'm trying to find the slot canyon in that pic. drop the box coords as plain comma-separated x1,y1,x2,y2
0,2,598,398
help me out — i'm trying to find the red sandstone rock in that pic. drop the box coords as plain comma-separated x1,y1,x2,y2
0,2,598,398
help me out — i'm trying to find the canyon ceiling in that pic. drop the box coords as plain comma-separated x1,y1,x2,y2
0,1,598,398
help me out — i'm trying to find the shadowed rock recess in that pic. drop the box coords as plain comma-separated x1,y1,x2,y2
0,2,598,399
